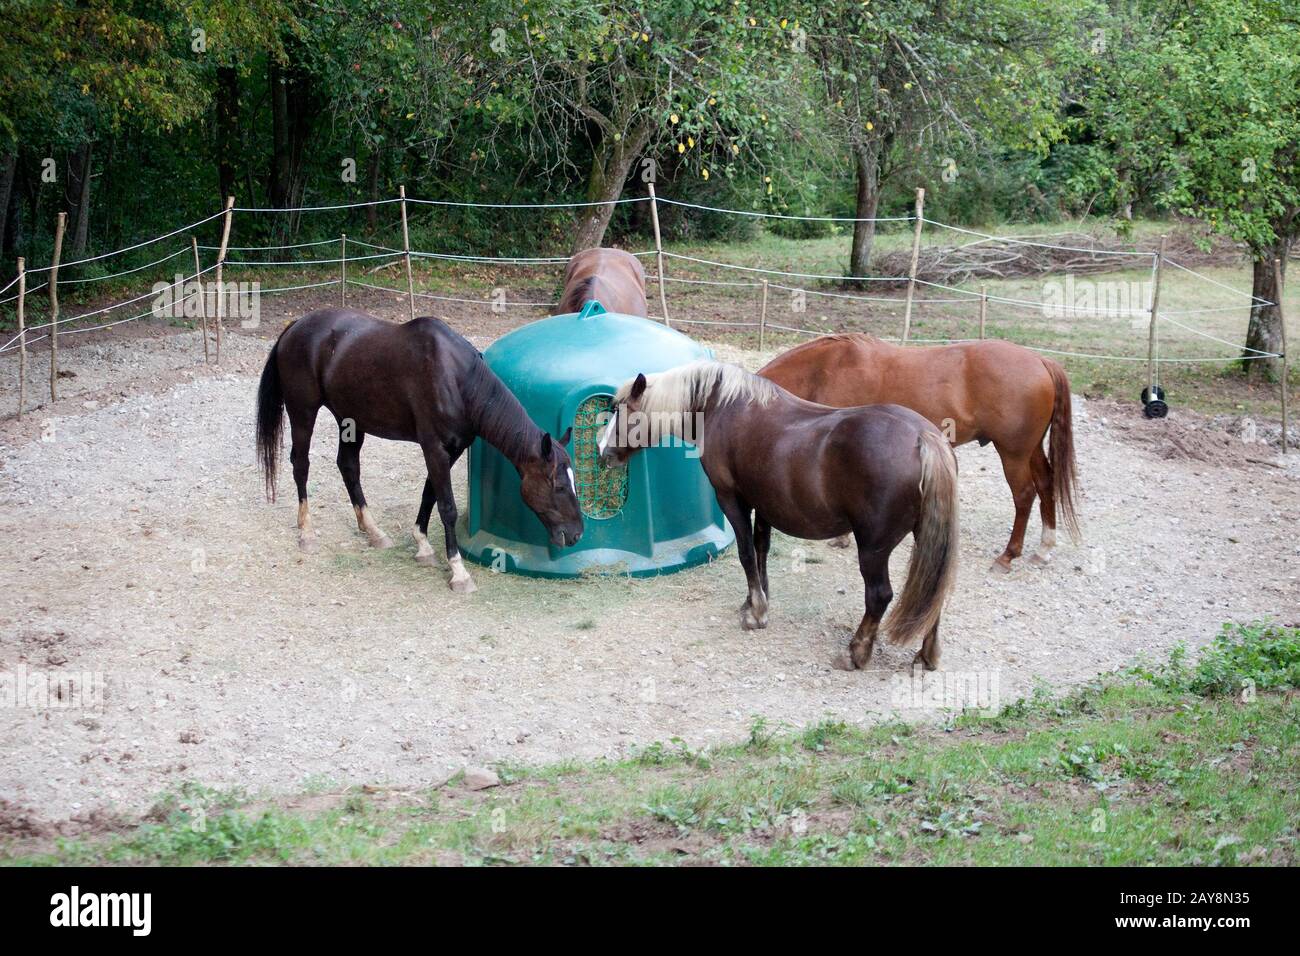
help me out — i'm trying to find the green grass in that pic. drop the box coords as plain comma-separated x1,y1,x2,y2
4,623,1297,867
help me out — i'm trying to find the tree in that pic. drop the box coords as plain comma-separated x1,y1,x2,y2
486,0,801,251
1079,0,1299,379
802,0,1081,277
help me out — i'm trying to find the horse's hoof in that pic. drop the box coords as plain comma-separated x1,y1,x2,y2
831,651,857,671
298,534,319,554
415,551,439,567
989,558,1012,574
449,574,478,594
1028,551,1051,567
912,652,938,672
369,534,395,550
740,607,766,630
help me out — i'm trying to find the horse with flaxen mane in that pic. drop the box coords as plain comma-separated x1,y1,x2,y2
599,360,960,671
759,334,1079,572
555,248,648,316
255,308,583,593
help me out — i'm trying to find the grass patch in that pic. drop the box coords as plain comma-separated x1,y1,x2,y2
5,622,1296,867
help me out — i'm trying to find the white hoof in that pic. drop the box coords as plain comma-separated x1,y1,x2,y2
450,574,478,594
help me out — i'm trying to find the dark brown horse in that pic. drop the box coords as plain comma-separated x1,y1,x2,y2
255,308,583,592
555,248,648,316
760,334,1079,572
599,361,960,671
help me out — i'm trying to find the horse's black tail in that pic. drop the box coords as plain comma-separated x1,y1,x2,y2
256,338,286,502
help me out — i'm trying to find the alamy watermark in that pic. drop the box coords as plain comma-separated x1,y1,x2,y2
598,408,706,459
890,669,1000,716
152,275,261,328
1,664,104,710
1041,275,1151,327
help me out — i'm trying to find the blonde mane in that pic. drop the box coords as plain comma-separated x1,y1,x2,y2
614,360,778,413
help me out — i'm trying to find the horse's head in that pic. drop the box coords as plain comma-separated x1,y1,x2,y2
598,372,649,466
519,427,584,547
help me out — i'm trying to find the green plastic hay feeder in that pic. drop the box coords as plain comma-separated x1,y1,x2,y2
458,300,733,578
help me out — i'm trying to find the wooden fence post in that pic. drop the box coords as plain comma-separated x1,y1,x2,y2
1277,257,1289,455
1145,235,1168,398
340,233,347,308
49,211,65,400
647,182,672,328
759,278,769,351
191,236,209,364
901,187,925,344
213,196,234,364
979,285,988,340
16,257,26,417
400,186,415,321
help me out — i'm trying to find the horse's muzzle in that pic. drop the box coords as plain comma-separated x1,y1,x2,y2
553,527,583,548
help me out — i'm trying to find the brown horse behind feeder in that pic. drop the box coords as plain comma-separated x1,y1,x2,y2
760,334,1080,571
555,248,648,316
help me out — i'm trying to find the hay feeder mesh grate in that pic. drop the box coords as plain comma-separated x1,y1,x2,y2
571,394,627,519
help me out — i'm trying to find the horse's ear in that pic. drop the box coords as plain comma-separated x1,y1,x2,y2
558,426,572,447
540,432,553,461
630,373,647,401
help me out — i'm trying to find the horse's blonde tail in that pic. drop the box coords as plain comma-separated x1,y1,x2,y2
884,429,960,646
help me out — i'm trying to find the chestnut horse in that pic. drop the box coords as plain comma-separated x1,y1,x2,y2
760,334,1079,571
255,308,584,592
599,361,960,671
555,248,648,316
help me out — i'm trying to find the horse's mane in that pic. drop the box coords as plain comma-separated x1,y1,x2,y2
462,350,540,463
616,360,778,412
819,332,881,347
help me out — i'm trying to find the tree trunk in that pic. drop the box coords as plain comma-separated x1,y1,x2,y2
269,62,293,210
366,146,381,233
1243,240,1291,380
216,66,240,205
268,58,314,245
67,142,93,258
0,153,15,260
571,125,651,253
849,141,880,278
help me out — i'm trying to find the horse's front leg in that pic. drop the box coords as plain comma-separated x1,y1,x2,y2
716,493,766,629
753,513,772,600
421,443,476,594
412,477,438,565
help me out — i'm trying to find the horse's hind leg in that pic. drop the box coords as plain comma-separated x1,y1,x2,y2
992,447,1036,573
1027,445,1056,566
288,410,318,552
913,623,941,672
336,427,393,549
412,477,438,565
833,546,892,671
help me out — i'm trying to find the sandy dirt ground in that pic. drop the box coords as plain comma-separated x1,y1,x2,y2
1,308,1297,829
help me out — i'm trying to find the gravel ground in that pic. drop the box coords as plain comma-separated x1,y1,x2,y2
1,323,1297,828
